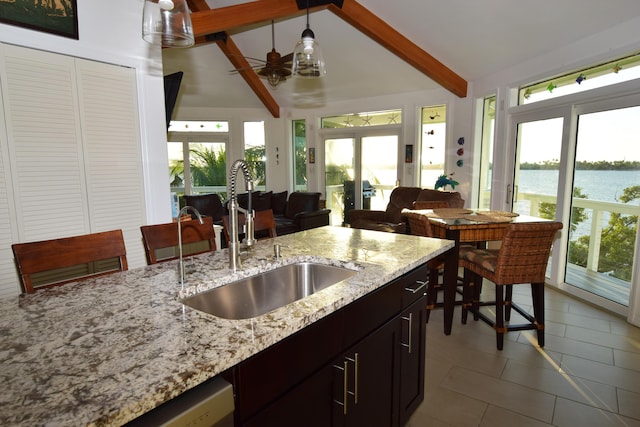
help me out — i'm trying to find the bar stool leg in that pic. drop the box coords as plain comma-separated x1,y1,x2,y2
504,285,513,321
531,282,545,347
495,285,505,350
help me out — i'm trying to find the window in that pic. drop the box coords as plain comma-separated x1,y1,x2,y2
168,121,229,198
321,109,402,128
519,52,640,105
293,119,307,191
419,105,446,188
243,121,266,190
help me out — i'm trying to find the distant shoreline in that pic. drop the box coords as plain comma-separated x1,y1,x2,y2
521,160,640,171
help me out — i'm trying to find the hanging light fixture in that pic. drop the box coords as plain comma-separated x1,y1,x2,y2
142,0,194,48
291,0,326,78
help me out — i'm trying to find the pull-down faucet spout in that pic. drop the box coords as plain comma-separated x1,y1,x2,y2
228,159,255,271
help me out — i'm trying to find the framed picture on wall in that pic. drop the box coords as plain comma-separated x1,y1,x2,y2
0,0,78,40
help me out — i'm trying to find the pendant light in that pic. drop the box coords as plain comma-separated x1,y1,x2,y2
142,0,194,48
291,0,326,78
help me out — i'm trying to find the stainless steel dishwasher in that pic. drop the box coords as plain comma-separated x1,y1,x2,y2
126,376,234,427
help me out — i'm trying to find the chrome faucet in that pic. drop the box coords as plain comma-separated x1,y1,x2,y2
177,205,203,287
228,159,255,271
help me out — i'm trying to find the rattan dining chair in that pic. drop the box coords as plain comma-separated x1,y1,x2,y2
140,216,216,265
460,221,563,350
12,229,128,294
221,209,277,246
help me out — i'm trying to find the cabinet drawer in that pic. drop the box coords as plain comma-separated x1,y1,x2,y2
401,265,429,308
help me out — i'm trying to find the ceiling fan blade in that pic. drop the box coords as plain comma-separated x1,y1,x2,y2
280,52,293,64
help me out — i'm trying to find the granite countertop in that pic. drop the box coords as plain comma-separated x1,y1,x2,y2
0,226,452,426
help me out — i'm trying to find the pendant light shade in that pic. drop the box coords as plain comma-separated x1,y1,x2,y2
142,0,194,48
291,3,326,78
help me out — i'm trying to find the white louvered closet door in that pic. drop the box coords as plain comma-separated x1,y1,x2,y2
75,59,146,269
0,44,147,297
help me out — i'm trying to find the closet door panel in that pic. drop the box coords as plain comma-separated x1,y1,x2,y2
76,59,146,268
1,44,89,243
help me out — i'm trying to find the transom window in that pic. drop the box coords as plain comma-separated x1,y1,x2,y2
519,52,640,104
321,109,402,128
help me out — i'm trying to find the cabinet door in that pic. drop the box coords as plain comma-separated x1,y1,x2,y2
399,295,428,425
242,364,335,427
335,318,401,427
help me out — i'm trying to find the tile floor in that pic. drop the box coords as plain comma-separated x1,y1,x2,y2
408,283,640,427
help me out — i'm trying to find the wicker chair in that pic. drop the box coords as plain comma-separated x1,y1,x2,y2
460,221,563,350
402,206,462,322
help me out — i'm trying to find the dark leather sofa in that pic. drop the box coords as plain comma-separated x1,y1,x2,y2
348,186,464,233
235,191,331,236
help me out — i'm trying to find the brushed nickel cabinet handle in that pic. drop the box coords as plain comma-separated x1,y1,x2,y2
346,353,359,404
333,361,349,415
401,313,413,354
405,280,427,294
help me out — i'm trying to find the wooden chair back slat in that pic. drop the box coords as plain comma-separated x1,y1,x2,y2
12,229,128,294
140,216,216,265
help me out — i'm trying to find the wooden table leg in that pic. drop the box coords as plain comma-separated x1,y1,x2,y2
442,230,460,335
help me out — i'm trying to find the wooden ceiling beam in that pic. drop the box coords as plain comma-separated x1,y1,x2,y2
191,0,316,38
328,0,467,97
189,0,468,105
188,0,281,118
216,36,281,118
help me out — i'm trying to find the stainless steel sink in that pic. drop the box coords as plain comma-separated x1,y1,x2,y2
183,262,357,319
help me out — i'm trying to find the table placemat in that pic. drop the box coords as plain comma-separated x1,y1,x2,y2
429,208,474,219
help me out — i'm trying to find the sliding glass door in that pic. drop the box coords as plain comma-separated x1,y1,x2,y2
324,132,399,226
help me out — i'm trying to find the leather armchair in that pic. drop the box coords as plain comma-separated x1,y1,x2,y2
349,187,464,233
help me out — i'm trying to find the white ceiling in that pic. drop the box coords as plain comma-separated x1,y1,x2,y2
162,0,640,112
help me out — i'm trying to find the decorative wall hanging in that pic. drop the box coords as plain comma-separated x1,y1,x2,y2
0,0,78,39
405,145,413,163
308,147,316,164
457,137,464,145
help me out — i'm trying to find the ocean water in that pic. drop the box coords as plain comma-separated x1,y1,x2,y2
519,169,640,203
517,169,640,238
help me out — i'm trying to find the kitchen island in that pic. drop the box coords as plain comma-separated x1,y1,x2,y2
0,226,452,426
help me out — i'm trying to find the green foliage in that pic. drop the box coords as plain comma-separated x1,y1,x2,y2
190,145,227,186
538,187,589,232
570,185,639,281
244,146,266,186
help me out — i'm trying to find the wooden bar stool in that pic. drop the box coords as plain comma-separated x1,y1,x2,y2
460,221,563,350
12,229,128,294
140,216,216,265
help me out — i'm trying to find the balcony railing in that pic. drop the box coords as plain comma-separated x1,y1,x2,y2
518,192,639,273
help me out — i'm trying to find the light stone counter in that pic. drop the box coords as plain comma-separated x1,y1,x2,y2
0,226,453,426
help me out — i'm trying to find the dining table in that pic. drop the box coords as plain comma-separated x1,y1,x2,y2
413,208,554,335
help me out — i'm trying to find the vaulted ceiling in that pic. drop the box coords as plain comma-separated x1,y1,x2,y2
163,0,640,118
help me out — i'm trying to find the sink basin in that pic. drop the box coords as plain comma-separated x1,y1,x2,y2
183,262,357,319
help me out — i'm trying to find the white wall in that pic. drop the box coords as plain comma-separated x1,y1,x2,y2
0,0,172,225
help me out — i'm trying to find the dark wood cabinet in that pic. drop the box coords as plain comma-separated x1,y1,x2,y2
233,264,429,427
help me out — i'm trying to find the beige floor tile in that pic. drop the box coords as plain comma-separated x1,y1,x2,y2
502,359,618,411
440,365,556,423
553,397,640,427
415,288,640,426
479,405,553,427
536,331,614,364
613,348,640,371
566,324,640,353
561,355,640,393
618,389,640,419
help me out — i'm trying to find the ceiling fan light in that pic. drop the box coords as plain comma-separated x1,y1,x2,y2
142,0,194,48
267,69,283,89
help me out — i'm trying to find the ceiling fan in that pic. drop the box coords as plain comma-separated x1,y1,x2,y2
231,21,293,89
